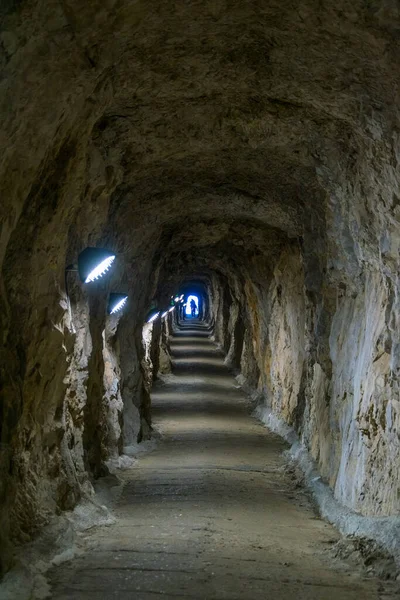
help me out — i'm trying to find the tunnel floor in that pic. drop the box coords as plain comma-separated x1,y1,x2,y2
49,322,397,599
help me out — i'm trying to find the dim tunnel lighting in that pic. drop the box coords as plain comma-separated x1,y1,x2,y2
78,247,116,283
161,310,169,318
168,306,175,313
174,296,180,302
108,293,128,315
147,311,160,324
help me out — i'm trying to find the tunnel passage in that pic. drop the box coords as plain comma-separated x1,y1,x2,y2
1,0,400,585
186,295,199,317
49,319,400,599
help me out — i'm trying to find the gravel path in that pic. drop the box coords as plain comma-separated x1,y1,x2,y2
49,322,398,599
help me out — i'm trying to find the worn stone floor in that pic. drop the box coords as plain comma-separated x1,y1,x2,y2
49,321,398,599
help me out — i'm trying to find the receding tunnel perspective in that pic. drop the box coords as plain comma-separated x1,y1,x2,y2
1,1,400,598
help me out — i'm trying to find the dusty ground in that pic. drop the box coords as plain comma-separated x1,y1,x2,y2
49,322,399,599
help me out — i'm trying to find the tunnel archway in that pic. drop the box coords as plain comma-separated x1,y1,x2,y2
0,0,400,588
185,295,199,317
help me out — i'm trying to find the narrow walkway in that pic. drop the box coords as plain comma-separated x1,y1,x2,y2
50,323,396,599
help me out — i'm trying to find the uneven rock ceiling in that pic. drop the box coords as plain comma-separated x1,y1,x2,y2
2,0,399,283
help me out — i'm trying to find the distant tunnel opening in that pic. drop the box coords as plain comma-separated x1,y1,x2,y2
185,295,199,317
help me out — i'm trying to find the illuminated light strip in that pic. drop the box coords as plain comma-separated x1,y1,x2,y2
85,256,116,283
161,311,169,318
168,306,175,313
110,297,128,314
174,296,179,302
147,311,160,324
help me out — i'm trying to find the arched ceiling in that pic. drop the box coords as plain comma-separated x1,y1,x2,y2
89,0,398,280
1,0,399,294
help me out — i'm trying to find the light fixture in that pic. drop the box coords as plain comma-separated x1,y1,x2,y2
77,247,116,283
161,310,169,318
168,306,175,313
108,293,128,315
147,311,160,324
174,296,180,302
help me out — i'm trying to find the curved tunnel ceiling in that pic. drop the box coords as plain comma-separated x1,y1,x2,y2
3,0,396,280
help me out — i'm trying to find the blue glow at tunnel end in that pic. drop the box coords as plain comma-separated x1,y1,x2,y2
186,295,199,316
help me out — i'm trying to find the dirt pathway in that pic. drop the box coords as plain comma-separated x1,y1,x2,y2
49,323,397,599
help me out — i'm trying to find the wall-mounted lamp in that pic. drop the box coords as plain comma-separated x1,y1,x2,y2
66,247,116,285
77,247,116,283
65,247,116,299
147,311,160,324
108,293,128,314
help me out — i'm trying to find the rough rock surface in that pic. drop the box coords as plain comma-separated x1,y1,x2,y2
46,325,400,598
1,0,400,578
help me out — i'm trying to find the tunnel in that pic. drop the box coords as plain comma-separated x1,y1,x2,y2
1,0,400,597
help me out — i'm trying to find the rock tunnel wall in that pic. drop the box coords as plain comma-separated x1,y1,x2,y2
210,239,400,519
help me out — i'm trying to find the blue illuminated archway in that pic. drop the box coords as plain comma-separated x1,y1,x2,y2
186,295,199,316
